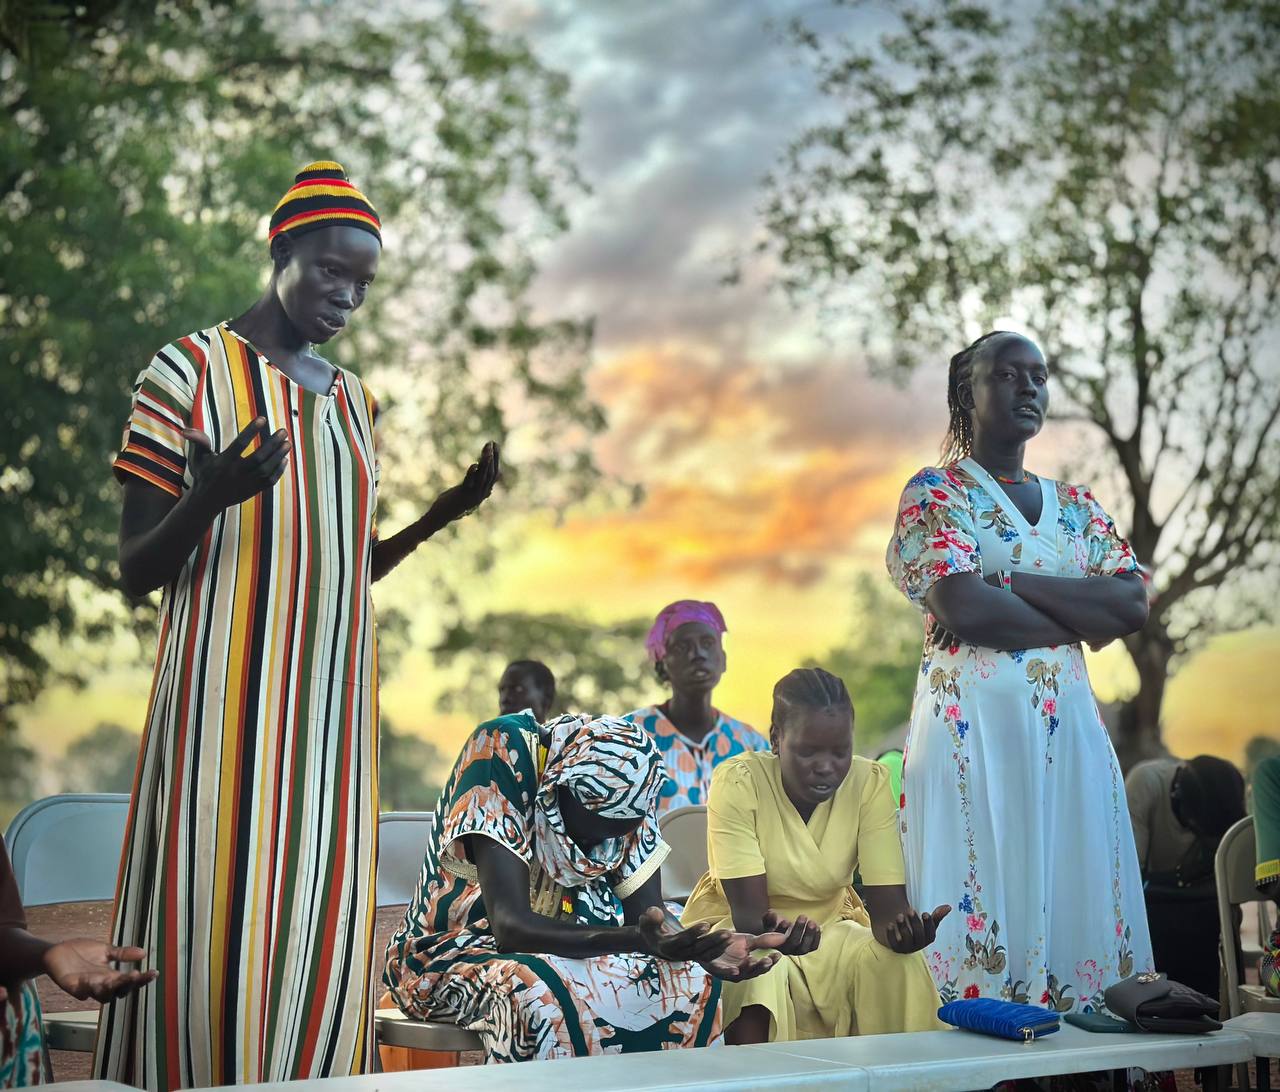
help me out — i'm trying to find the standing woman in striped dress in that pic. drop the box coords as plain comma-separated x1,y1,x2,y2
96,162,499,1090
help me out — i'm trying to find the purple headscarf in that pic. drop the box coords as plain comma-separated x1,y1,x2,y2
644,600,727,663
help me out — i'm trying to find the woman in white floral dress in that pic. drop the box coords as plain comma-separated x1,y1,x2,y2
886,331,1154,1013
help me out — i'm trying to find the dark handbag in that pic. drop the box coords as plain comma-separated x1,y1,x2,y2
1103,972,1222,1034
937,999,1061,1042
1064,1011,1135,1033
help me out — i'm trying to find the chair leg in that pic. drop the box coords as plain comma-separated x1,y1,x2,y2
1259,1056,1271,1092
1239,1061,1253,1092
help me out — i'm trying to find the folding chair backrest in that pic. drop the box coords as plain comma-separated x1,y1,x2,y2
4,794,130,907
1215,815,1257,1018
659,805,709,903
377,812,435,908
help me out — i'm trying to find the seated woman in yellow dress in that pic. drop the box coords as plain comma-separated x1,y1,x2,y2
682,667,947,1043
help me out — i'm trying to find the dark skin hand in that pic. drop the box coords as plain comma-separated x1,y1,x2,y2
0,926,156,1004
927,333,1148,651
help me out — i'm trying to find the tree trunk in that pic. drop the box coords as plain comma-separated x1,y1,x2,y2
1112,624,1175,773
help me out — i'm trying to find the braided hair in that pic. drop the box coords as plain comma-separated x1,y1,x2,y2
771,667,853,738
940,330,1011,465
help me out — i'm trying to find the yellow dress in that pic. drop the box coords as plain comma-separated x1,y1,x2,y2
681,752,942,1041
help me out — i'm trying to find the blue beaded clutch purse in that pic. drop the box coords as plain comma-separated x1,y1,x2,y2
937,999,1061,1042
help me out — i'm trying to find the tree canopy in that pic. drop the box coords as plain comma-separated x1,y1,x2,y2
1,0,601,733
431,610,655,723
761,0,1280,764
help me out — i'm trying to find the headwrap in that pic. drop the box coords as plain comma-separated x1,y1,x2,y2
644,599,727,664
268,160,381,244
534,713,669,888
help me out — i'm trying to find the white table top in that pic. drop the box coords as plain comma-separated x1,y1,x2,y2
756,1025,1253,1091
208,1043,864,1092
87,1024,1257,1092
1225,1012,1280,1056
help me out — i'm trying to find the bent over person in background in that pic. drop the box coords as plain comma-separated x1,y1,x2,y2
100,161,498,1088
383,712,785,1062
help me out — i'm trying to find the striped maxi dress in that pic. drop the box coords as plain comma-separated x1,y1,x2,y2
96,323,379,1089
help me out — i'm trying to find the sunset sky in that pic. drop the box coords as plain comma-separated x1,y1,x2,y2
14,0,1276,793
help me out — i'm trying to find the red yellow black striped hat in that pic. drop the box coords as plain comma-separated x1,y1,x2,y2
268,160,381,244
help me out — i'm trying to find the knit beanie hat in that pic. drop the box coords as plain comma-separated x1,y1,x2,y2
268,160,381,244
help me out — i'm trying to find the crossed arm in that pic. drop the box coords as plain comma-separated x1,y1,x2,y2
925,570,1148,651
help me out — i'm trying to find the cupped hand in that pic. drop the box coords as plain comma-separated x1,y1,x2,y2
426,442,501,528
699,931,782,982
884,904,951,955
184,418,290,512
760,910,821,956
637,906,735,965
43,939,157,1003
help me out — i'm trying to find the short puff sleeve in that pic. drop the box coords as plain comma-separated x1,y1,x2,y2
1080,486,1139,577
706,757,766,881
854,760,906,887
886,466,983,609
113,344,199,498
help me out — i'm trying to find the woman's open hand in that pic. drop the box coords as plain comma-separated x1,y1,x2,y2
883,904,951,955
184,418,290,512
425,442,500,528
43,939,157,1003
637,907,733,964
758,910,821,956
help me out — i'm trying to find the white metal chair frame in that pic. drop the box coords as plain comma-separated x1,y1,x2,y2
658,804,709,904
1215,815,1280,1091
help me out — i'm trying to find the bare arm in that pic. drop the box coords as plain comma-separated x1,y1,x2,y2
370,442,500,583
926,573,1083,650
470,836,730,963
720,874,772,935
0,926,155,1004
1007,571,1148,642
118,418,289,597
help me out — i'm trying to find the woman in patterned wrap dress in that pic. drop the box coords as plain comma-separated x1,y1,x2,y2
384,712,782,1063
98,162,499,1089
886,331,1154,1014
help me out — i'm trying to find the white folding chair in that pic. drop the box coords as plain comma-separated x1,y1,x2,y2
1216,816,1280,1090
376,811,435,908
373,810,483,1066
4,793,130,906
658,805,708,904
5,794,131,1054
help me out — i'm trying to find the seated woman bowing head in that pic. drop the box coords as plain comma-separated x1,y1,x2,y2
383,712,781,1063
681,668,947,1044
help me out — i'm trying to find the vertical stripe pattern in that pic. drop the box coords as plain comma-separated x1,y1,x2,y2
98,324,379,1090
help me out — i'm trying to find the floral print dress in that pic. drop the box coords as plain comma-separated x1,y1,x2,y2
887,459,1154,1012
